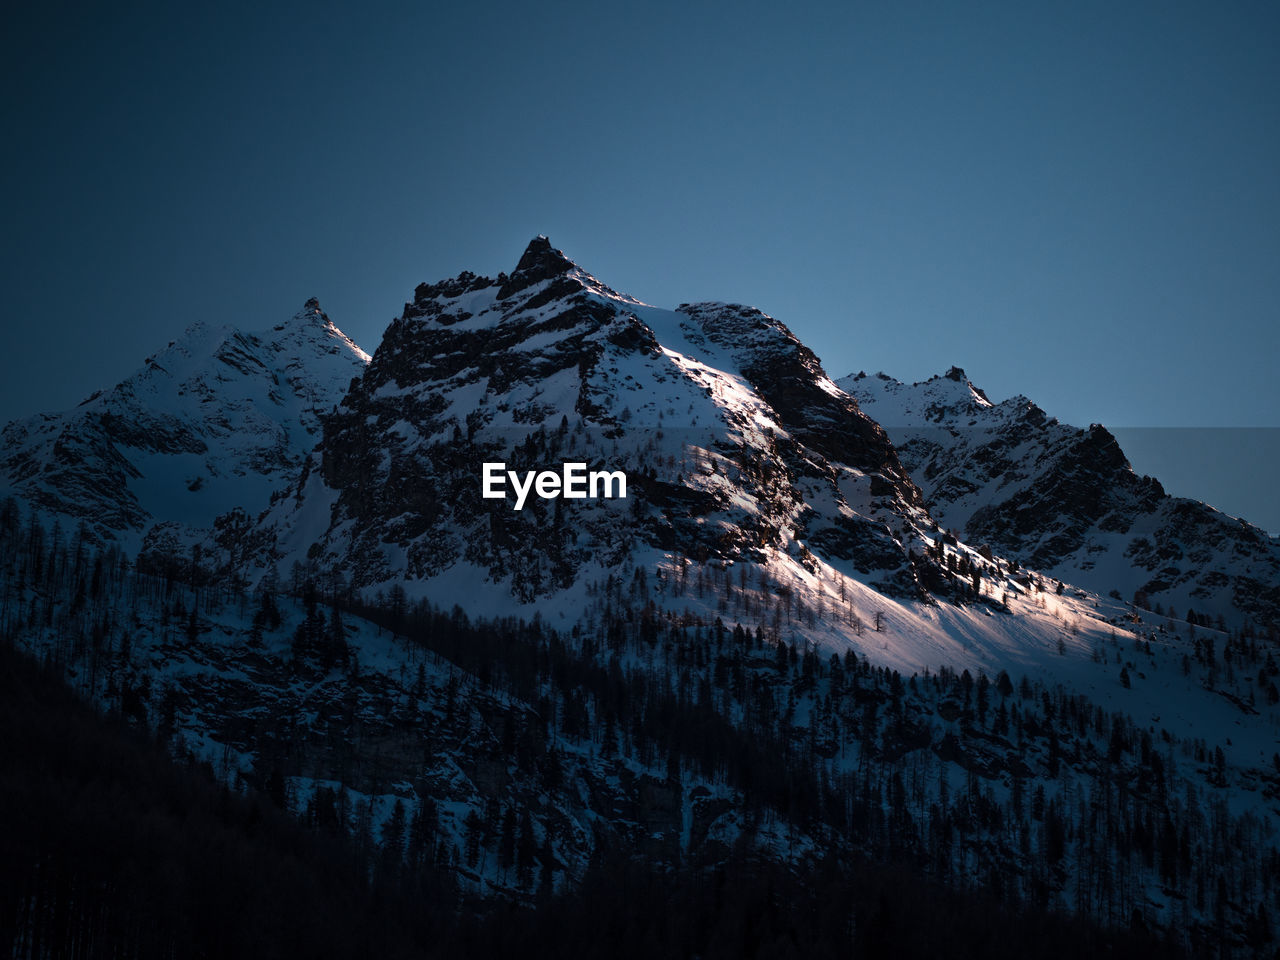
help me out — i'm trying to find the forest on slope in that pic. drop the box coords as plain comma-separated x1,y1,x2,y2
3,499,1275,954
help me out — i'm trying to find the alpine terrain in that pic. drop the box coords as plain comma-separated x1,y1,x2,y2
3,238,1278,958
0,298,369,551
843,367,1280,632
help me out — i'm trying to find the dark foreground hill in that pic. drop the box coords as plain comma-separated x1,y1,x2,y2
0,636,1185,959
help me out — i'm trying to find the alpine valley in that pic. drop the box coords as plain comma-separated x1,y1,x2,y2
3,238,1279,958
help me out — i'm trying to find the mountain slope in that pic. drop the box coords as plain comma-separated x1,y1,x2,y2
3,239,1279,951
259,238,939,607
841,367,1280,631
0,499,1268,953
0,299,369,548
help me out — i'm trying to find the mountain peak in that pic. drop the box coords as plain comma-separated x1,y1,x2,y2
297,297,332,326
272,298,333,335
498,236,577,299
929,365,991,405
514,235,571,272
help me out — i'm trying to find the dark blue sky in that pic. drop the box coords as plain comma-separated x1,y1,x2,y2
3,1,1278,529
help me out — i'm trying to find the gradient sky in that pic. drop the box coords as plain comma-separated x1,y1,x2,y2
3,1,1278,529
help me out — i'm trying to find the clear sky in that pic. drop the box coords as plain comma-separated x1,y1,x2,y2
3,1,1278,529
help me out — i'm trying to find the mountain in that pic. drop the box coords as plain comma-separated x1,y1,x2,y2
223,241,1280,796
841,367,1280,632
0,299,369,550
4,238,1280,952
0,508,1211,958
258,237,941,608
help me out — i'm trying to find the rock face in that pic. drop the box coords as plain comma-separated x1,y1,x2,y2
261,238,939,604
4,237,1275,633
0,300,369,548
842,368,1280,629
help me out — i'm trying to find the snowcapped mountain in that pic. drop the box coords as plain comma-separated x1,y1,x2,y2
258,237,943,607
5,236,1275,652
841,367,1280,632
6,238,1280,952
0,299,369,549
221,243,1280,795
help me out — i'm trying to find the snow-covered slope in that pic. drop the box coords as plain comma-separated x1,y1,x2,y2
842,367,1280,632
255,238,943,607
224,243,1280,774
0,299,369,549
8,458,1280,944
4,240,1280,948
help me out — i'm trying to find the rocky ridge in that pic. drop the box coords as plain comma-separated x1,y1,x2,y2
842,367,1280,630
258,238,941,607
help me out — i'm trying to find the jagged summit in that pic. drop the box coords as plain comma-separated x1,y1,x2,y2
404,238,642,326
836,367,995,423
932,366,991,404
512,234,574,278
497,235,577,299
274,297,332,332
259,241,935,606
268,298,370,362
